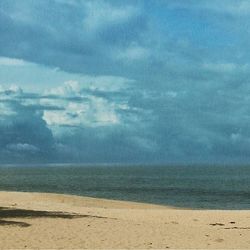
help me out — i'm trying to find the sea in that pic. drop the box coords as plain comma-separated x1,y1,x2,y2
0,164,250,209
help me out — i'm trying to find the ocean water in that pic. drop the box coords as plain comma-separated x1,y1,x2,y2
0,165,250,209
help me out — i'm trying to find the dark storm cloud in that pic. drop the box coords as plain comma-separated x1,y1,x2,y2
0,106,55,163
0,0,148,77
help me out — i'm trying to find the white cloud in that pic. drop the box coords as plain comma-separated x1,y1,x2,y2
47,80,81,97
203,62,250,73
85,76,133,92
6,143,39,152
132,136,158,152
0,84,23,100
115,44,150,62
83,1,140,32
45,76,132,96
0,85,24,118
167,1,250,16
165,91,177,98
203,1,250,16
0,103,16,118
41,80,133,128
0,57,27,66
43,95,120,128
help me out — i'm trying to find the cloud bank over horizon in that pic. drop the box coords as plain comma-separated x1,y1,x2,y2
1,0,250,164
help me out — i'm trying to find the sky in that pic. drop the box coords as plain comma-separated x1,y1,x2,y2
1,0,250,164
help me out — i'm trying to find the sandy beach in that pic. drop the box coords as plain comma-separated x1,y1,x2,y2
0,191,250,249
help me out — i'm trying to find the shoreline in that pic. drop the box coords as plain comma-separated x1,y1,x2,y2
1,190,249,211
0,190,173,210
1,191,250,249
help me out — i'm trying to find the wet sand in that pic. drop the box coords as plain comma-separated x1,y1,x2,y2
0,191,250,249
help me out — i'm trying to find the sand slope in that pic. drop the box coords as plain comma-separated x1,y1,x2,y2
0,191,250,249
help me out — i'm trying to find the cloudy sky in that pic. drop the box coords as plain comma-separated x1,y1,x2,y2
1,0,250,164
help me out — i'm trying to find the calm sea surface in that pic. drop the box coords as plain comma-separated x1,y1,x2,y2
0,165,250,209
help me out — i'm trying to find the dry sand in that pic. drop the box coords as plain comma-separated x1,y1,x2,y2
0,191,250,249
